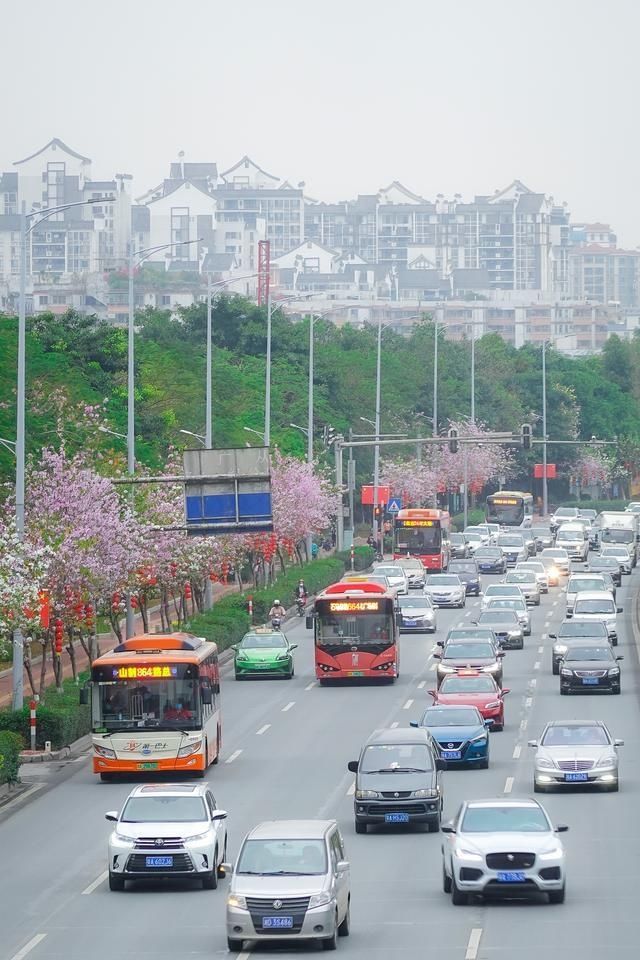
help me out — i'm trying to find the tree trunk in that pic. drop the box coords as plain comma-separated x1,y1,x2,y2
277,546,287,574
140,595,149,633
66,628,78,681
24,648,37,699
109,609,123,644
38,638,49,699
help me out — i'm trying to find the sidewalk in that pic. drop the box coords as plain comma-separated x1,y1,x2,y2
0,581,239,709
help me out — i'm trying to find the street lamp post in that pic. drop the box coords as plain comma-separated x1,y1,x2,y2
179,429,206,447
542,340,548,518
433,315,439,438
244,426,266,443
463,323,476,529
373,316,383,549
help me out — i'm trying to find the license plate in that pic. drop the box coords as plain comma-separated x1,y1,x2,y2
496,871,526,882
441,750,462,760
137,762,158,770
582,677,599,685
404,619,417,626
262,916,293,929
385,812,410,823
348,670,364,677
145,856,173,867
565,772,589,782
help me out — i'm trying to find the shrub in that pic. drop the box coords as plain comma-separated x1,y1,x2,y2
0,673,90,750
451,509,485,531
0,730,24,784
555,499,627,514
336,545,374,571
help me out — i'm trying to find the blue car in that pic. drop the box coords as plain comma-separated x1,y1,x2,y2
411,705,492,768
448,560,481,596
473,547,507,574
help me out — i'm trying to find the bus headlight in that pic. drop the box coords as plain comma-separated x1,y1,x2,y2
94,744,116,759
178,739,202,758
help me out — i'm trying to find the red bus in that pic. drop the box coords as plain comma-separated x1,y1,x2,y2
85,633,221,780
308,582,399,684
393,508,451,571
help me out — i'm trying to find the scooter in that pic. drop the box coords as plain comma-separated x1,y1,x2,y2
295,597,306,617
271,617,282,629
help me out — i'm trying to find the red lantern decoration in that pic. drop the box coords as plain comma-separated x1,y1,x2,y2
54,618,64,655
184,582,192,601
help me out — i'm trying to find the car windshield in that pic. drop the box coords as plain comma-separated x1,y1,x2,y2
439,675,496,693
565,646,613,661
241,634,287,649
602,530,633,544
485,585,520,596
464,533,482,542
543,550,568,559
479,611,518,624
591,557,618,568
450,534,465,543
602,546,627,555
518,563,543,573
427,576,460,586
461,805,549,833
506,572,534,582
236,838,328,876
574,600,615,614
488,599,525,612
399,596,432,608
556,509,578,519
498,537,524,546
558,621,607,637
446,629,494,642
476,549,501,559
531,528,550,537
444,643,494,659
423,708,481,726
360,742,433,773
542,725,610,746
465,527,486,536
449,562,477,573
568,579,605,593
375,567,403,578
121,796,207,823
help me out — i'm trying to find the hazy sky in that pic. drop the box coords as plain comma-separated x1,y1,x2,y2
3,0,638,244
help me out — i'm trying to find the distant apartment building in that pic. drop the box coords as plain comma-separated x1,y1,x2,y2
568,245,640,307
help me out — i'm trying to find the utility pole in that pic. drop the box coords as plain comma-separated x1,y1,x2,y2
12,203,27,710
373,315,382,549
125,237,136,640
542,340,548,518
433,318,439,438
204,272,213,610
335,438,344,551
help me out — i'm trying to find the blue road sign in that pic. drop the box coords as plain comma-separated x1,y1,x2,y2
387,497,403,513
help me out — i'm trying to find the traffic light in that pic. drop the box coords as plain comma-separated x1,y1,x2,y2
448,427,459,454
373,505,382,520
521,424,532,450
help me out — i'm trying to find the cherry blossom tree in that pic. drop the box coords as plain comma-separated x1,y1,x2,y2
0,520,52,663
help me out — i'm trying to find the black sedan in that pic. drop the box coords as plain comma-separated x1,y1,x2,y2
448,560,481,596
559,642,623,695
450,533,470,559
473,546,507,574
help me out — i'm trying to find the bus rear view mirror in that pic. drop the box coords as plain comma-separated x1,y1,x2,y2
201,686,213,706
396,613,403,627
305,616,314,630
79,686,89,706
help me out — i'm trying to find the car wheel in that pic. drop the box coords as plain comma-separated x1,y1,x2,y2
338,900,351,937
605,779,619,792
108,872,125,891
492,722,503,732
611,637,618,646
548,885,566,904
227,938,244,952
451,876,468,905
612,685,621,695
552,660,560,676
442,864,452,893
202,866,217,890
212,727,221,765
533,781,546,793
560,686,568,695
322,920,338,950
217,840,228,877
234,672,243,680
427,817,440,833
355,820,367,834
479,756,489,769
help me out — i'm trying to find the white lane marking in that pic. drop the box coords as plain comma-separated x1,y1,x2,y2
552,599,558,606
418,680,426,689
225,749,242,764
256,724,271,736
391,721,399,729
347,782,355,796
542,633,548,640
520,718,528,731
305,682,317,691
464,611,472,618
534,661,540,671
529,678,537,688
81,870,108,895
512,744,522,759
9,935,47,960
504,776,514,794
525,697,533,708
237,952,252,960
465,928,483,960
403,699,414,710
538,645,544,653
282,701,295,712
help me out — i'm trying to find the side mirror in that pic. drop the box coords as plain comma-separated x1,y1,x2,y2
79,686,89,706
201,686,213,706
496,650,505,658
617,607,623,613
555,824,569,833
105,811,118,822
305,616,314,630
396,613,403,627
336,859,350,873
436,639,444,646
347,760,359,774
616,655,624,661
220,861,233,875
427,689,437,698
565,611,573,618
501,688,511,696
433,652,441,659
470,620,478,626
549,633,557,640
289,643,298,651
440,823,456,834
527,739,538,747
211,810,227,821
230,644,238,652
409,720,419,728
484,719,494,728
614,739,625,747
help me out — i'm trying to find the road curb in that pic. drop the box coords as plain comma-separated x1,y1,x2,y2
19,733,92,764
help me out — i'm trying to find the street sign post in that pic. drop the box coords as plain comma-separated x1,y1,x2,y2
387,496,403,513
183,447,273,535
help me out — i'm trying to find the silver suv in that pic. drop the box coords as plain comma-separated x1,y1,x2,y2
106,782,228,891
225,820,350,952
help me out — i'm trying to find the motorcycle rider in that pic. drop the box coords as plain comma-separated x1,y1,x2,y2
268,599,286,623
294,579,308,602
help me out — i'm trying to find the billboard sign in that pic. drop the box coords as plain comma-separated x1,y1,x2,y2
184,447,273,535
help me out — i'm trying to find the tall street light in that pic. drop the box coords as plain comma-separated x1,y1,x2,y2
179,428,206,447
12,195,112,710
542,340,548,518
244,426,266,443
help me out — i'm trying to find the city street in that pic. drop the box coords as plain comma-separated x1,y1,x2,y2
2,565,639,960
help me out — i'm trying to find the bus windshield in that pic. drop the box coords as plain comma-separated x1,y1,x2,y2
316,612,394,647
395,524,441,554
95,677,202,732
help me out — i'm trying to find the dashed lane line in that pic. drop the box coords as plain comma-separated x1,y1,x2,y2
304,682,317,691
256,724,271,736
282,701,295,712
512,744,522,759
391,721,399,729
225,749,243,764
347,782,355,796
465,928,483,960
520,718,528,732
9,935,47,960
525,696,533,707
403,699,414,710
81,870,107,895
418,680,426,689
538,645,544,653
534,661,540,671
504,776,514,794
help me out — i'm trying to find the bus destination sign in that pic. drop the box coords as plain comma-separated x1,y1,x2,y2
399,519,435,527
492,497,519,505
328,600,382,613
113,665,179,680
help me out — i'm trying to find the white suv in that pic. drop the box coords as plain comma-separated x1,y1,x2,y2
106,782,228,891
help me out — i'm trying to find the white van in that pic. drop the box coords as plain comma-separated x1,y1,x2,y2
555,523,589,562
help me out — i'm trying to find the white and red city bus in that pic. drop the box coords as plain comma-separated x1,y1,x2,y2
393,508,451,571
309,582,399,683
85,633,221,780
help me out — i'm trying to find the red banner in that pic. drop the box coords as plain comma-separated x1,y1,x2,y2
533,464,556,479
361,485,391,505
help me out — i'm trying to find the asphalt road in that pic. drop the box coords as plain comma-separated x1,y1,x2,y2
2,558,639,960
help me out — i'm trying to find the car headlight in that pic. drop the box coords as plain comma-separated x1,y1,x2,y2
608,668,620,676
554,644,568,655
309,892,333,909
355,790,380,800
454,847,483,862
485,700,501,709
411,788,438,799
236,651,249,661
178,739,202,758
470,734,488,744
227,894,247,909
538,846,563,860
535,758,554,769
482,663,500,673
184,830,211,842
94,744,116,759
114,831,135,846
595,755,617,769
560,668,572,677
276,652,291,660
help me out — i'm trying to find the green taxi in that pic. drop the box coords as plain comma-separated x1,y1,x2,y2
232,628,297,680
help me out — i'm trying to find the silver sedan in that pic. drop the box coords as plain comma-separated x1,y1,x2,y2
529,720,623,792
424,574,466,608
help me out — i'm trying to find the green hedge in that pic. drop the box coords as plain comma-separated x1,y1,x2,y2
0,731,24,784
336,545,374,571
451,509,486,531
556,499,627,513
187,556,347,653
0,673,91,750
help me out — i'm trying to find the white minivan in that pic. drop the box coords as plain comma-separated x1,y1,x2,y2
555,523,589,562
